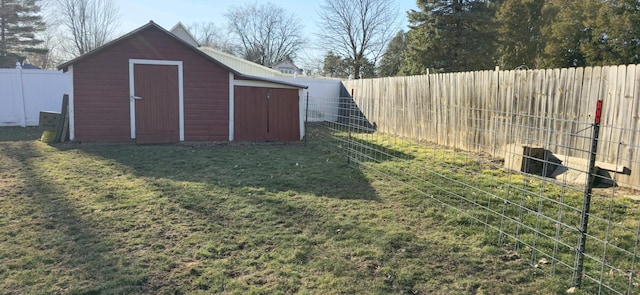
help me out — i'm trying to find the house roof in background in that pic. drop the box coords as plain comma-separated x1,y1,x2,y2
169,22,200,48
273,60,299,68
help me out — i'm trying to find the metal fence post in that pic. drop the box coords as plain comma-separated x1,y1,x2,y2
574,99,603,287
347,89,354,164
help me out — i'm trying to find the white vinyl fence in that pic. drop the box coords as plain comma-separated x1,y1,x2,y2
0,67,70,126
272,77,343,122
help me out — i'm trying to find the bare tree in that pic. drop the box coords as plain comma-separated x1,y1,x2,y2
225,2,304,67
187,21,237,54
317,0,399,79
52,0,119,57
298,49,326,77
25,26,59,68
33,0,66,67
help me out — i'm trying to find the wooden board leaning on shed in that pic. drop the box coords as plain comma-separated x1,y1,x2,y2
39,94,69,143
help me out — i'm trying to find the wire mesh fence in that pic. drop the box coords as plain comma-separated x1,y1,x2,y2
311,86,640,294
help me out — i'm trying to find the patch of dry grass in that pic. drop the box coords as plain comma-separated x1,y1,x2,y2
0,127,574,294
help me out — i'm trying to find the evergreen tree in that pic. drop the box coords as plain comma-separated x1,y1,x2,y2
323,51,350,78
581,0,640,65
538,0,591,68
359,57,377,78
400,22,431,75
495,0,544,69
401,0,497,74
378,31,407,77
0,0,46,67
322,51,376,79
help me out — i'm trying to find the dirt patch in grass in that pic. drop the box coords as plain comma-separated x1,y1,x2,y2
0,127,578,294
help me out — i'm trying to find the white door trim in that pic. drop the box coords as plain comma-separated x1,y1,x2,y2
129,59,184,141
229,72,234,141
299,89,305,140
67,65,75,140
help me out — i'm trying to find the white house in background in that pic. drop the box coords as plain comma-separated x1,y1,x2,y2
273,59,303,75
169,22,200,47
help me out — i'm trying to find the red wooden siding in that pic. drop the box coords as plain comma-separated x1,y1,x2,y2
234,86,299,141
134,64,180,144
72,25,229,142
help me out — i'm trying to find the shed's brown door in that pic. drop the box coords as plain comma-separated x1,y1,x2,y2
134,64,179,144
266,88,299,141
234,87,268,141
234,86,299,141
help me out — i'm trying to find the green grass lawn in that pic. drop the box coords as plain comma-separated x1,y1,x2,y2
335,129,640,295
1,126,580,294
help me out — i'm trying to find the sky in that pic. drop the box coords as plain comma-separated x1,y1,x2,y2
117,0,419,66
119,0,418,34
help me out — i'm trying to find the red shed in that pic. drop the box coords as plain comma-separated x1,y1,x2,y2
58,21,307,143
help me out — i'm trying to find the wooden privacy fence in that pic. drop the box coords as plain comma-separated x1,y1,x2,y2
343,65,640,190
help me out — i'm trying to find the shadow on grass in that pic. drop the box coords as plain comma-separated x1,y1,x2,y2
59,131,379,202
1,135,578,293
318,122,415,163
0,126,44,142
0,142,147,294
346,136,415,163
44,133,397,292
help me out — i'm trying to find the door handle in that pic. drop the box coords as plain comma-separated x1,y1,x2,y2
130,95,142,101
